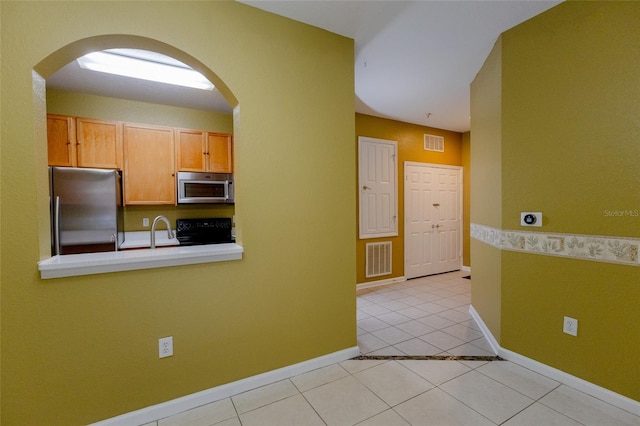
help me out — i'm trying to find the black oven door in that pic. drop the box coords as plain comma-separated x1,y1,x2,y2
182,180,227,200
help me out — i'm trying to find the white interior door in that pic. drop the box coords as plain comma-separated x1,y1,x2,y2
405,162,462,279
358,137,398,238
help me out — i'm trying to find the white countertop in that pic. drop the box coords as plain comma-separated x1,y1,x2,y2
38,243,243,279
120,230,180,249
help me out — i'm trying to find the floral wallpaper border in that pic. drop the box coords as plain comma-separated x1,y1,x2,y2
470,223,639,267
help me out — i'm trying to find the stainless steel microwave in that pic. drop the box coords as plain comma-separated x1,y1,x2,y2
177,172,234,204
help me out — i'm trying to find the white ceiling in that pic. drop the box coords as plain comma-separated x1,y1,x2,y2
47,0,562,133
47,59,233,114
241,0,562,132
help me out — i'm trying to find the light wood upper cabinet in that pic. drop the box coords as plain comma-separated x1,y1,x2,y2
207,132,233,173
175,128,206,172
76,117,122,169
176,129,233,173
123,123,176,205
47,114,77,167
47,115,230,205
47,115,122,169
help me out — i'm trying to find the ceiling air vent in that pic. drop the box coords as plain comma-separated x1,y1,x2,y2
424,134,444,152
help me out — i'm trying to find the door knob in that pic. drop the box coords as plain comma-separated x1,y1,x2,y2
433,203,440,207
363,186,371,190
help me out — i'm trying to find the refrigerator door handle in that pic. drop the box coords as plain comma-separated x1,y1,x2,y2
54,196,61,255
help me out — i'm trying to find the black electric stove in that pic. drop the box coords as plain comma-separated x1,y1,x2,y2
176,218,234,246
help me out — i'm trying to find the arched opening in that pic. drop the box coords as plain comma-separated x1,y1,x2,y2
33,35,240,258
34,35,238,107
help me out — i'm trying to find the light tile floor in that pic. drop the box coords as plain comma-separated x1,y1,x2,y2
151,358,638,425
356,271,493,356
144,271,639,425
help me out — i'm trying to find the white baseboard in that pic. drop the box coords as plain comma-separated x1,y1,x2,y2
500,347,640,416
357,269,470,291
356,275,406,290
469,305,640,417
468,305,500,355
91,346,361,426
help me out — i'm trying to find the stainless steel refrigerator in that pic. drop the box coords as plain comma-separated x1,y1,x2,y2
49,167,124,255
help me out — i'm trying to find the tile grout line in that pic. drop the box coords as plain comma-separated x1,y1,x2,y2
294,381,330,426
350,359,501,426
357,272,495,359
358,318,493,355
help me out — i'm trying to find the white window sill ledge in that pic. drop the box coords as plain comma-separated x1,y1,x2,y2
38,243,243,279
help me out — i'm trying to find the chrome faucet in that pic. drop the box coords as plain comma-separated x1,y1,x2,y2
150,215,173,249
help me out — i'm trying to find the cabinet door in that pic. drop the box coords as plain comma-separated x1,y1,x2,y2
207,133,233,173
47,114,77,167
123,124,175,205
76,117,123,169
175,128,206,171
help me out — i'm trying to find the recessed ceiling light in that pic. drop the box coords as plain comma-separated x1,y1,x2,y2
77,50,214,91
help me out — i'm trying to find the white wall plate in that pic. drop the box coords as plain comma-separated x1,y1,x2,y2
521,212,542,227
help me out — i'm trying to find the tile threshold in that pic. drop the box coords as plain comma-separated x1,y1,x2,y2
354,354,504,361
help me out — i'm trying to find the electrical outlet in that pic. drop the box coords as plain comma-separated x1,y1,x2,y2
143,217,149,227
159,336,173,358
563,316,578,336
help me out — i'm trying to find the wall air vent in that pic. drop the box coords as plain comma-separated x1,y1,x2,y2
424,134,444,152
365,241,392,278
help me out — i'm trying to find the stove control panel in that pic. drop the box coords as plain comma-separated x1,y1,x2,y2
176,218,233,245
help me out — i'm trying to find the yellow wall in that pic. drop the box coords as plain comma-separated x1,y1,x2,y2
355,113,464,284
47,89,234,134
123,205,236,233
1,2,355,424
461,132,471,266
472,2,640,400
470,37,503,341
